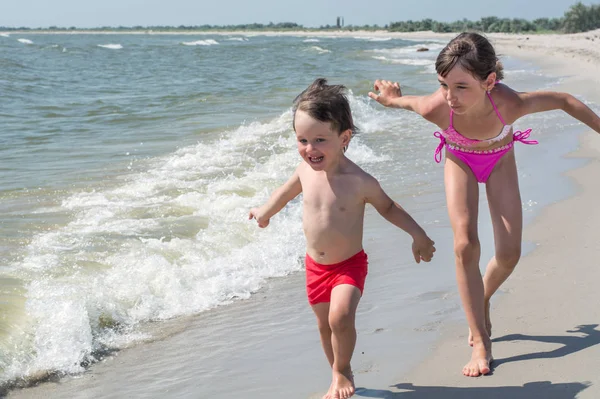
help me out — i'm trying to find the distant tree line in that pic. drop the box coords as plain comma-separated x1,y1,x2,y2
0,22,304,32
1,2,598,34
389,2,600,33
0,22,385,32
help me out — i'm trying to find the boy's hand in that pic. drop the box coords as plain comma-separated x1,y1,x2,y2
411,233,436,263
368,80,402,107
249,208,270,228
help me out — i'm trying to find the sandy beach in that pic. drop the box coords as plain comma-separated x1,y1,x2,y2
3,29,600,398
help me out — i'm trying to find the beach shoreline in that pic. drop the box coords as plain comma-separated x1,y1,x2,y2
4,29,600,398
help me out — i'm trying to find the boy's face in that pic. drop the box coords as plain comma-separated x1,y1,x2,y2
438,66,493,115
294,110,350,171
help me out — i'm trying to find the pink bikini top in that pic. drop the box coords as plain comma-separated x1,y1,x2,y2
441,91,512,147
433,90,537,163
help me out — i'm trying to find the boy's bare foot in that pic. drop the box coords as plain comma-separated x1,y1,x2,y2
330,369,355,399
468,301,492,346
462,340,493,377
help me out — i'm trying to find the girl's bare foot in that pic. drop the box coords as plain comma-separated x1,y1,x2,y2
462,339,493,377
331,369,355,399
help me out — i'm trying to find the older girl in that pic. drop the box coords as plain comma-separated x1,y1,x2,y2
370,32,600,377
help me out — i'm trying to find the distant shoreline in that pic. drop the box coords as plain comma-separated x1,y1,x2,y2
0,29,568,37
4,29,382,36
4,28,599,67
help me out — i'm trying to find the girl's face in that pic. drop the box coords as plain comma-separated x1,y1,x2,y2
294,110,350,171
438,66,494,115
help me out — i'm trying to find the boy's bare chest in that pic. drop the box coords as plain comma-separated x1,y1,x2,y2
301,179,361,212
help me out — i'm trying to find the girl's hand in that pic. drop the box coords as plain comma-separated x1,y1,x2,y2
368,80,402,107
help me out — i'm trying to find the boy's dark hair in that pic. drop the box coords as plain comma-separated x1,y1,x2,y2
292,78,357,138
436,32,504,81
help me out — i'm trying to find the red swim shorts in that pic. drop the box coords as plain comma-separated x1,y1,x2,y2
305,250,368,305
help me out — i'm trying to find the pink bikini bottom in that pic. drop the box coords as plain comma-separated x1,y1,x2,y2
434,129,538,183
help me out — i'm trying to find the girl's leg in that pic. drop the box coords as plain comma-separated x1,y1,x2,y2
445,152,492,377
311,302,334,367
483,149,523,335
328,284,361,399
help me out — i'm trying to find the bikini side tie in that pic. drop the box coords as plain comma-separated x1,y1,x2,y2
434,131,446,163
513,128,538,145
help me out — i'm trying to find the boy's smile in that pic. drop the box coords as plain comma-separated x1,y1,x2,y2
294,110,350,171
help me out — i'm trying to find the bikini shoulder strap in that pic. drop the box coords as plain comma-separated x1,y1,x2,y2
486,91,506,125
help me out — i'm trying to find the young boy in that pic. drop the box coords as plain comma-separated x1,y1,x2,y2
249,78,436,399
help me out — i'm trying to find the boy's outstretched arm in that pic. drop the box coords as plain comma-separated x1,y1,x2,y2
364,176,436,263
249,167,302,228
517,91,600,134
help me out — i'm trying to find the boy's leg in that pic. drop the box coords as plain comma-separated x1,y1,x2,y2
328,284,361,399
311,302,334,367
445,153,492,377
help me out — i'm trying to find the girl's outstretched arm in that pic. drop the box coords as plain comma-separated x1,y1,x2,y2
369,79,442,120
249,166,302,228
517,91,600,134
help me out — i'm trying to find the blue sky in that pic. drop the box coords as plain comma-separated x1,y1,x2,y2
1,0,596,28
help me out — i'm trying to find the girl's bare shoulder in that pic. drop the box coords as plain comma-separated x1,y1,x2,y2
492,83,525,123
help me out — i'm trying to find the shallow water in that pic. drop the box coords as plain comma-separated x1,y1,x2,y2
0,32,593,397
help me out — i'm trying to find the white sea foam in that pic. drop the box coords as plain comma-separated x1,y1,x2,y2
308,46,330,54
372,56,433,66
3,97,392,384
98,44,123,49
182,39,219,46
355,37,393,42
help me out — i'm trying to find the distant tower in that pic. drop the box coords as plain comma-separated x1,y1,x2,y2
336,17,340,28
341,17,344,27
